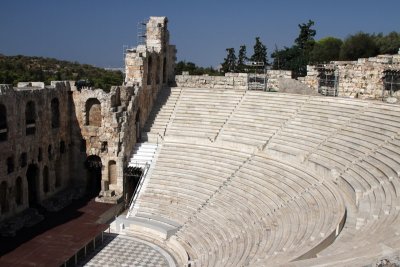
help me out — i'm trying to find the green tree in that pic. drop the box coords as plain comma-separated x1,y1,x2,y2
373,32,400,55
310,37,343,64
295,20,316,50
250,37,268,66
340,32,379,60
174,61,221,76
221,48,237,73
271,19,317,77
237,45,248,72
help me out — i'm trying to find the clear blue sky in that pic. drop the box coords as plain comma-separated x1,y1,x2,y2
1,0,399,68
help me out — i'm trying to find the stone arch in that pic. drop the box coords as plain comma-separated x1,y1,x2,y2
135,109,141,142
25,101,36,135
6,156,14,174
26,164,39,207
0,103,7,141
108,160,117,185
147,56,153,86
43,166,49,193
60,140,66,154
85,98,102,127
55,159,62,188
15,177,23,206
156,56,160,85
85,155,102,196
48,144,53,160
51,97,60,128
163,57,167,84
0,181,9,214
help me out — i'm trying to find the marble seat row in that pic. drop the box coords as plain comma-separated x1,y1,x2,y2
130,88,400,266
133,141,344,266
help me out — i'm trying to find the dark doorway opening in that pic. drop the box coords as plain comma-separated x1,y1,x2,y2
136,109,141,142
26,164,39,207
85,155,102,197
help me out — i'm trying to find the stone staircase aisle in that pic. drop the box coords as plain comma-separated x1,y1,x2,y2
128,142,158,168
142,87,182,143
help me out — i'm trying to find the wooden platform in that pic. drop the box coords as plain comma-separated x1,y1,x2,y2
0,199,115,267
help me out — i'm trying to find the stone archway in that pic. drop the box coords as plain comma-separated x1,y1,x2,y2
85,155,102,197
15,177,23,206
108,160,117,185
0,181,9,214
26,164,39,207
0,103,8,141
85,98,102,127
51,98,60,128
136,109,141,142
43,166,49,193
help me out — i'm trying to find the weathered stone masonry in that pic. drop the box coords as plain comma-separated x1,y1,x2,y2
0,82,72,220
300,52,400,99
0,16,176,221
175,70,291,90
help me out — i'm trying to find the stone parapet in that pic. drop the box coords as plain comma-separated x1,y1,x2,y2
175,70,292,91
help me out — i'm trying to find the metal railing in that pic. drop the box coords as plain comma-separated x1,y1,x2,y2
126,162,150,218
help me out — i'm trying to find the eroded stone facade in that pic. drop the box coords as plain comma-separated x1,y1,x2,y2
301,52,400,99
0,16,176,221
0,82,73,220
175,70,292,91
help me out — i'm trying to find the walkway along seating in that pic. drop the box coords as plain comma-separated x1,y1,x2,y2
120,87,400,266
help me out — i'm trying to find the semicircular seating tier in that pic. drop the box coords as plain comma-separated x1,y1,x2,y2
131,87,400,266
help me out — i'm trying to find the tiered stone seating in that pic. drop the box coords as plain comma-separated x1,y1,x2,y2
135,141,251,225
133,142,345,266
165,88,244,139
267,97,368,157
125,88,400,266
143,87,182,140
307,102,400,173
217,92,309,147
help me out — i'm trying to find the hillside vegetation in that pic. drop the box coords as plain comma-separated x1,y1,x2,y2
0,55,123,92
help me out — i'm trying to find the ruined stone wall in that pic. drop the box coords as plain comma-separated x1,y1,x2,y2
175,70,291,91
0,82,73,220
68,16,176,204
301,52,400,99
175,73,248,90
0,16,175,220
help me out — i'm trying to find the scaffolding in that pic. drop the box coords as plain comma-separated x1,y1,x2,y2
383,69,400,98
137,19,148,46
246,61,267,91
317,66,339,97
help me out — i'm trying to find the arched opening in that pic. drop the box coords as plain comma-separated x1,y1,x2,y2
156,56,160,85
108,160,117,185
25,101,36,135
60,140,66,154
0,181,9,214
55,159,62,188
135,109,141,142
51,98,60,128
0,103,8,141
48,145,53,160
43,166,49,193
163,57,167,84
19,152,27,168
26,164,39,207
6,156,14,174
15,177,23,206
85,155,102,197
85,98,102,127
147,56,153,86
38,147,43,162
